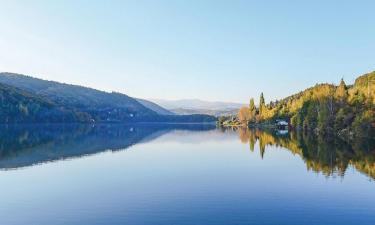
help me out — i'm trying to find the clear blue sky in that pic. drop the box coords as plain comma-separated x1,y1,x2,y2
0,0,374,103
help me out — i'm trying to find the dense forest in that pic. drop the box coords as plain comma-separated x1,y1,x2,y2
0,83,91,123
219,71,375,138
0,73,215,123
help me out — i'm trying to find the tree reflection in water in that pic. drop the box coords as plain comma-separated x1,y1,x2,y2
0,123,215,170
233,127,375,179
1,124,374,180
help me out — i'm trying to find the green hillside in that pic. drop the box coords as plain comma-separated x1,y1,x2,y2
0,73,216,123
225,71,375,138
0,72,156,122
0,83,90,123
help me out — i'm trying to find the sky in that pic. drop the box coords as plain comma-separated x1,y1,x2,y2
0,0,374,103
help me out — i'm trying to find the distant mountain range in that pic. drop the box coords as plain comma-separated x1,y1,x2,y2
0,73,215,123
135,98,175,115
150,99,244,116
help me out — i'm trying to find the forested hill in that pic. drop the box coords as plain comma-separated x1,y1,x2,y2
230,71,375,138
0,83,89,123
0,73,215,123
0,72,156,119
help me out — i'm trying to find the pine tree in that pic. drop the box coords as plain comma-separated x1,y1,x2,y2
259,93,266,120
259,92,265,107
335,78,348,102
249,98,256,122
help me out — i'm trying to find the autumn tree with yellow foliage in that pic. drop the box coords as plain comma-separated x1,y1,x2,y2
235,71,375,138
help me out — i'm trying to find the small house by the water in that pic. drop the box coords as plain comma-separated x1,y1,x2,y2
275,120,289,130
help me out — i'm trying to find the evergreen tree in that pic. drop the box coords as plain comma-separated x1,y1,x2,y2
335,78,348,101
249,98,256,122
259,92,265,106
259,93,266,120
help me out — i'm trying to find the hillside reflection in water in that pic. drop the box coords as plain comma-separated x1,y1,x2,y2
232,127,375,180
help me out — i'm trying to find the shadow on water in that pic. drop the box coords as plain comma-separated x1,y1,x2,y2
0,123,216,170
228,127,375,180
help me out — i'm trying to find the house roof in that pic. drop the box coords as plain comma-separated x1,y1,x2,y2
276,121,288,125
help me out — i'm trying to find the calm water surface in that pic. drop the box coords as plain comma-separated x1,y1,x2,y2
0,124,374,225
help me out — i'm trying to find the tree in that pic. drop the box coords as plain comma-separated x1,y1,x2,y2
335,78,348,102
217,116,226,126
259,93,265,107
259,93,266,120
303,101,318,130
238,106,251,124
249,98,256,122
236,72,375,137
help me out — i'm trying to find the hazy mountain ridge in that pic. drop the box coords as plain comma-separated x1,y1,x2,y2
169,107,239,117
136,98,175,115
151,98,244,116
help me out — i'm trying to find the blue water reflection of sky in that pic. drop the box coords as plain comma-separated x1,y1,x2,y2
0,129,374,225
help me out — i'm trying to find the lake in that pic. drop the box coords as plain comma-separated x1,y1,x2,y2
0,124,374,225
